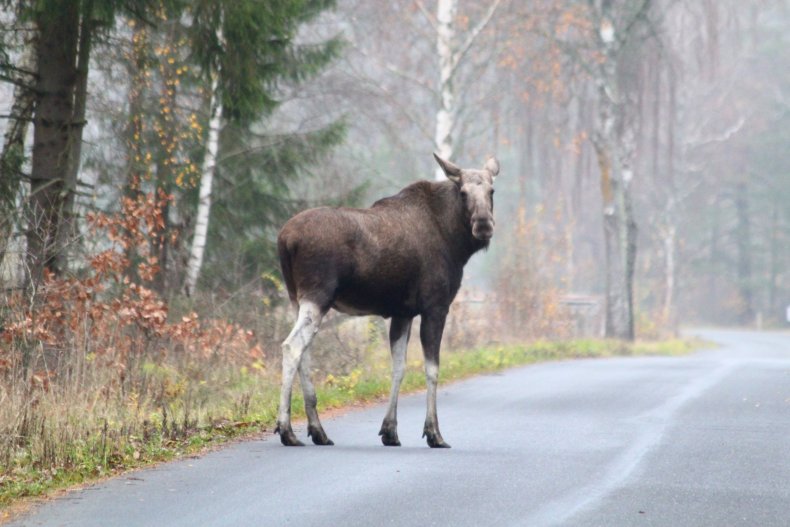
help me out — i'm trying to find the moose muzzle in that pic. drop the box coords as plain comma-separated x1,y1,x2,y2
472,216,494,240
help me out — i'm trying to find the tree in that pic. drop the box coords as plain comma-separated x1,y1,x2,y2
0,0,36,276
183,0,345,292
429,0,502,180
182,44,220,296
585,0,655,340
24,0,164,286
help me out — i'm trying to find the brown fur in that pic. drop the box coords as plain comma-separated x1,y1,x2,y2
276,154,499,447
278,179,489,319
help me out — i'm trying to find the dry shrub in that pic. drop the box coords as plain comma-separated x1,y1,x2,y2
493,204,573,341
0,193,266,477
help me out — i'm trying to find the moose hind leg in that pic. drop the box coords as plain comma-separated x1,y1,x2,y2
277,301,323,446
420,312,451,448
379,317,412,446
299,347,333,445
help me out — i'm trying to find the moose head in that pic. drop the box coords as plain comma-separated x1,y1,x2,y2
433,153,500,241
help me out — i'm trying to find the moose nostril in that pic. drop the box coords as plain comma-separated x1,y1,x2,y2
473,219,494,238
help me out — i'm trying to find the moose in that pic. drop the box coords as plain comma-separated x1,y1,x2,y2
275,153,500,448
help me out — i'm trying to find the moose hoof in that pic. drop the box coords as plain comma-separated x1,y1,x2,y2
308,425,334,446
276,423,305,447
423,430,451,449
378,426,401,447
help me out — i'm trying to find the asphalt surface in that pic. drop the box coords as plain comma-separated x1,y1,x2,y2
7,329,790,526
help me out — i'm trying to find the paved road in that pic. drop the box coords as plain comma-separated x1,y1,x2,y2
7,330,790,526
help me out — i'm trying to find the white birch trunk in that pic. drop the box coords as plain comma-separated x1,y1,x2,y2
434,0,457,180
593,9,638,341
184,72,221,296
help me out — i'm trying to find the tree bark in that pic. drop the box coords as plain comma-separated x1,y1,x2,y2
152,38,179,295
433,0,457,180
734,182,754,324
768,197,778,321
594,138,637,340
26,1,80,286
660,222,676,328
591,1,641,341
124,21,148,197
183,73,221,296
57,0,94,273
0,15,37,278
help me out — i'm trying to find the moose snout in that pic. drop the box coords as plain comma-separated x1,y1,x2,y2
472,216,494,240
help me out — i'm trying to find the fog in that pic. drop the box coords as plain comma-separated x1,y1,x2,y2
299,0,790,334
1,0,788,338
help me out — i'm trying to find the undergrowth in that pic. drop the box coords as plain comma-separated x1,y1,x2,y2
0,334,698,509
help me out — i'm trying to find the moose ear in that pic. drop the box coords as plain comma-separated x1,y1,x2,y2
433,153,462,183
484,156,500,179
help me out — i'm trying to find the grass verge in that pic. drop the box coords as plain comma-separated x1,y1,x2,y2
0,337,701,513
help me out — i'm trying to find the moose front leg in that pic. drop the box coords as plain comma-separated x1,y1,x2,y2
379,317,413,446
420,310,451,448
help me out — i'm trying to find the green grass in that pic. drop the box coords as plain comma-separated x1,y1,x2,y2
0,338,701,511
313,338,702,410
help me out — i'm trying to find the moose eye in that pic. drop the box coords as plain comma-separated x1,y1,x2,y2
489,189,495,196
460,190,468,200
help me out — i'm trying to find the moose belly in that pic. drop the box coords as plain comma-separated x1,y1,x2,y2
331,299,378,316
331,282,419,319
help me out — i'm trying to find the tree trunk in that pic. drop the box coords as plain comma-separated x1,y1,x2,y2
26,1,80,286
433,0,457,180
734,182,754,325
152,48,178,295
57,2,94,273
124,21,148,197
768,197,778,321
660,222,676,329
0,17,37,278
708,200,720,321
595,138,637,341
592,3,638,341
183,74,222,296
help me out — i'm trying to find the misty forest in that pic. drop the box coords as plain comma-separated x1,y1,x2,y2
0,0,788,502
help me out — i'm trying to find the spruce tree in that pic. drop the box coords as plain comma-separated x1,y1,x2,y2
185,0,346,291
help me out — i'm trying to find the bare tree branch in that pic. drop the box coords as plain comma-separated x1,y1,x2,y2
349,41,437,94
687,116,747,148
450,0,503,79
413,0,438,31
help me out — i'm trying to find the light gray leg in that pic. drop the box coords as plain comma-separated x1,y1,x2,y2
276,301,323,446
379,317,412,446
420,311,450,448
424,360,443,443
299,346,333,445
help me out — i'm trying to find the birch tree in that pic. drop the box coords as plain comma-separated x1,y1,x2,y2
431,0,503,180
586,0,653,340
183,29,222,296
182,0,342,293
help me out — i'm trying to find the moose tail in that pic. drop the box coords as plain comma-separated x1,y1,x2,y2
277,234,298,310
